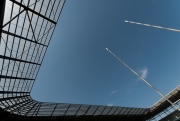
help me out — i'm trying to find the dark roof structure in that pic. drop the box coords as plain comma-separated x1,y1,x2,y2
0,0,180,121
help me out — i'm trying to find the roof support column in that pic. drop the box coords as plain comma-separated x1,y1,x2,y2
0,0,6,43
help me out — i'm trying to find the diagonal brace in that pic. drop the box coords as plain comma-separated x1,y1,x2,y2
26,10,38,43
10,0,56,24
2,10,25,28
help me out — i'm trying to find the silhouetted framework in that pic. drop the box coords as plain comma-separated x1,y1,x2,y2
0,0,180,121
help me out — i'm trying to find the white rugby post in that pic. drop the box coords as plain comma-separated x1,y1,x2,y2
125,20,180,32
106,48,180,112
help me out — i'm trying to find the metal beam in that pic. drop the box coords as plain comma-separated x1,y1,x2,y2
2,30,47,47
0,55,40,65
50,104,58,117
0,95,30,101
64,104,71,116
83,106,91,115
0,75,34,80
0,0,5,29
2,10,25,28
0,0,6,47
34,103,42,116
0,91,29,94
10,0,56,24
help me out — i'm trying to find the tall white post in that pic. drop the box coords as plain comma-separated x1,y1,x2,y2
106,48,180,112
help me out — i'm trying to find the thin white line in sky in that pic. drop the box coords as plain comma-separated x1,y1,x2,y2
106,48,180,112
125,20,180,32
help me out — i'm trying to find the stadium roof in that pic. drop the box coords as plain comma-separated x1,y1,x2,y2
0,0,180,120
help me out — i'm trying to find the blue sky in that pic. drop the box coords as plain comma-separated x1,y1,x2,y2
31,0,180,108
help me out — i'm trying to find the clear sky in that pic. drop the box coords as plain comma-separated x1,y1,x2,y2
31,0,180,108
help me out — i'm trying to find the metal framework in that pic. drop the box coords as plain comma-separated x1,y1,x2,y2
0,0,179,121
